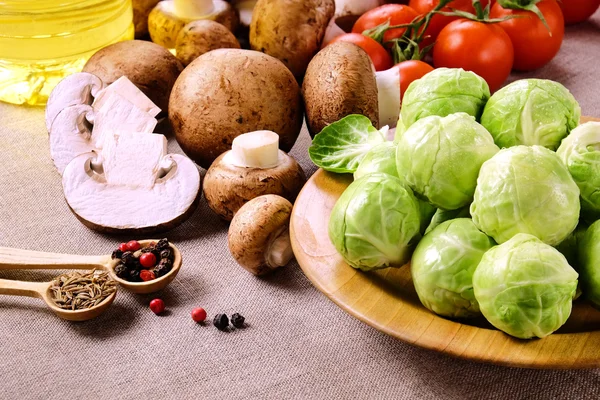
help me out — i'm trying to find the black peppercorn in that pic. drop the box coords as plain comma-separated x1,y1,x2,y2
231,313,245,328
153,263,171,277
155,238,169,252
114,264,128,279
141,247,154,254
160,249,172,260
121,251,136,267
213,314,229,331
111,249,123,260
128,269,142,282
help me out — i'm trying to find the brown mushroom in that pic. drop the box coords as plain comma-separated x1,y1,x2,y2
228,195,294,275
302,41,379,137
148,0,238,49
249,0,335,80
169,49,303,169
203,130,306,221
82,40,183,113
175,20,241,66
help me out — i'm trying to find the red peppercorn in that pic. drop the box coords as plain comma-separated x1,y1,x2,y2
126,240,141,251
140,270,156,282
191,307,207,323
149,298,165,314
118,243,128,252
139,253,157,269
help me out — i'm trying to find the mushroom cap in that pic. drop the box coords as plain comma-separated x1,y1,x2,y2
334,0,384,17
82,40,183,113
175,20,241,67
303,41,379,137
203,150,306,221
62,152,201,234
169,49,304,169
148,0,238,49
228,194,293,275
249,0,335,80
133,0,160,38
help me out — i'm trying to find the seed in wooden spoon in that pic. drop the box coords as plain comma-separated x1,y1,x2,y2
49,270,116,310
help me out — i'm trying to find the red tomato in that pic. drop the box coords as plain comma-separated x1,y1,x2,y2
559,0,600,24
352,4,419,43
433,19,514,92
408,0,492,46
396,60,435,99
490,0,564,71
330,33,394,71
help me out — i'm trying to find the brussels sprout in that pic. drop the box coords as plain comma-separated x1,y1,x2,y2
481,79,581,150
556,223,588,271
473,234,578,339
396,113,499,210
425,206,471,235
411,219,495,319
328,173,422,271
557,122,600,219
577,220,600,307
309,114,386,173
471,145,580,246
399,68,490,131
354,141,398,180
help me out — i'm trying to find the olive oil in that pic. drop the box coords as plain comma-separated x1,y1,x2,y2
0,0,134,106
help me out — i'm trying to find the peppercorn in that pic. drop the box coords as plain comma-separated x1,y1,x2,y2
141,247,155,254
191,307,207,323
118,243,129,252
140,252,157,269
213,314,229,331
231,313,245,328
155,238,169,251
160,249,172,260
111,249,123,260
126,240,141,252
121,251,136,267
114,264,128,279
149,299,165,315
128,269,142,282
153,263,171,277
140,270,156,282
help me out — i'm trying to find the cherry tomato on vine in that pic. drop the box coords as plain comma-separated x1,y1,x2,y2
352,4,420,43
330,33,394,71
433,19,514,92
396,60,435,99
408,0,492,46
559,0,600,24
490,0,564,71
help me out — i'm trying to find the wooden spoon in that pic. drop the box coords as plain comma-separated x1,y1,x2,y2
0,278,116,321
0,240,181,294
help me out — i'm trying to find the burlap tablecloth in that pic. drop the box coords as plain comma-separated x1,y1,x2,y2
1,12,600,399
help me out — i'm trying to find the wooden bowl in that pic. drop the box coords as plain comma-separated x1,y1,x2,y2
290,117,600,369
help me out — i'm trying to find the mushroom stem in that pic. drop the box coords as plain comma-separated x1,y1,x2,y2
267,228,294,267
174,0,214,18
375,66,401,129
235,0,256,27
229,130,281,169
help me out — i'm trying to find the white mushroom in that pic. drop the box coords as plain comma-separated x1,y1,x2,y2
228,194,294,275
62,132,201,234
375,66,401,129
47,74,160,174
203,130,306,221
45,72,105,132
148,0,238,50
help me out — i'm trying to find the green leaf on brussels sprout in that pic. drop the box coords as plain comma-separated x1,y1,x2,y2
309,114,386,173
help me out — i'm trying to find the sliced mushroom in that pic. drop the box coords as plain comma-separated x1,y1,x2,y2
303,41,379,137
148,0,238,49
228,195,294,275
47,74,160,174
175,20,241,67
62,132,201,234
203,130,306,221
249,0,335,79
45,73,105,132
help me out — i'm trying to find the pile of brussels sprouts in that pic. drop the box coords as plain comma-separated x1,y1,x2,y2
309,68,600,340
